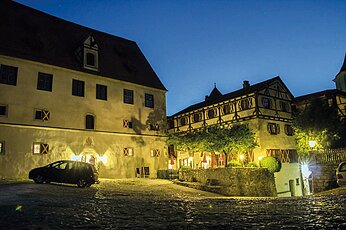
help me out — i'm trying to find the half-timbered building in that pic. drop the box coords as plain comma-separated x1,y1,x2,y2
168,76,303,196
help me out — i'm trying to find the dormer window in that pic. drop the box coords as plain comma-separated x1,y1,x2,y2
83,35,99,71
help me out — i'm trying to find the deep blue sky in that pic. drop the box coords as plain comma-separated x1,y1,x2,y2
16,0,346,115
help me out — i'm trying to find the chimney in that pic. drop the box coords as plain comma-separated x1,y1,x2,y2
243,80,250,89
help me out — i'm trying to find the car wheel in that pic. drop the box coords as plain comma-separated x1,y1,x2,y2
77,179,87,188
33,175,44,184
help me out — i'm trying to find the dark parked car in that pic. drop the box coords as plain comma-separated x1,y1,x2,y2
29,160,99,188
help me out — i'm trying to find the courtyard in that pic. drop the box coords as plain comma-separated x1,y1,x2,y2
0,178,345,229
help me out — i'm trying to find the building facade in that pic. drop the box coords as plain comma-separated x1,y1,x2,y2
168,77,303,196
334,54,346,93
0,1,168,179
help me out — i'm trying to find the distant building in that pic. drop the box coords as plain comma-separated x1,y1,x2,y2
0,1,167,179
168,76,303,197
334,54,346,93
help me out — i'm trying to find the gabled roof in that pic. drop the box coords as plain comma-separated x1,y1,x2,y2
0,0,166,91
171,76,291,117
293,89,346,103
334,53,346,81
205,86,223,101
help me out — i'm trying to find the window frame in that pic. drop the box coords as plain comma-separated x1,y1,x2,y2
0,104,8,117
280,101,289,112
284,124,294,136
0,64,18,86
123,89,134,104
262,97,271,109
37,72,53,92
145,93,154,108
86,114,95,130
72,79,85,97
267,123,280,135
124,147,134,157
150,149,160,157
0,141,5,155
34,109,50,121
96,84,107,100
33,143,49,154
123,119,133,128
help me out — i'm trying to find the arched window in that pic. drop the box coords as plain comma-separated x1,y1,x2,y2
207,109,215,119
223,104,231,115
86,114,95,129
86,53,95,66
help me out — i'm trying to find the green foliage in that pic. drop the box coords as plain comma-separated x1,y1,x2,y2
167,124,258,156
181,166,191,170
293,97,345,155
226,160,241,168
246,162,259,168
259,156,282,173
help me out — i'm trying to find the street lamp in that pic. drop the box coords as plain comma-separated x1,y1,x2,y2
309,140,316,149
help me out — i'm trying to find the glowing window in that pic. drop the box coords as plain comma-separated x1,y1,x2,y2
33,143,49,154
124,147,134,157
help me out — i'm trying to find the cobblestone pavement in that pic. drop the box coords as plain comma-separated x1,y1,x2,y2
0,179,345,229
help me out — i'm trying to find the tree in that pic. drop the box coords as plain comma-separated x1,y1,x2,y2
293,97,345,158
167,124,258,166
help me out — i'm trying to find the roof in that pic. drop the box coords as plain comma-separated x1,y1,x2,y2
334,53,346,81
294,89,346,103
205,86,223,101
171,76,291,117
0,0,166,91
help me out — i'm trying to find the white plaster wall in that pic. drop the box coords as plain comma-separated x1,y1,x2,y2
274,163,303,197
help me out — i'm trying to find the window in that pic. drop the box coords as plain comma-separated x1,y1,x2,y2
240,99,250,110
150,149,160,157
37,72,53,91
284,124,294,136
96,84,107,100
193,113,201,122
207,109,215,119
123,89,134,104
0,105,7,116
86,53,95,66
72,79,85,97
280,101,289,112
86,114,95,129
180,117,187,126
148,123,160,131
33,143,49,154
35,109,50,121
145,93,154,108
0,141,5,155
0,64,17,86
124,147,134,157
267,123,280,135
262,97,271,109
223,104,231,115
123,119,133,128
168,120,174,129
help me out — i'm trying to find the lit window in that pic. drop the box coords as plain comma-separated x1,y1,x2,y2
267,123,280,135
124,147,134,157
34,109,50,121
150,149,160,157
37,72,53,92
262,97,271,109
86,114,95,129
145,93,154,108
96,84,107,100
33,143,49,154
0,105,8,116
0,141,5,155
72,79,85,97
0,64,17,86
124,89,134,104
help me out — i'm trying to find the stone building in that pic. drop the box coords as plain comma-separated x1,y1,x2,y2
167,76,303,196
0,1,167,179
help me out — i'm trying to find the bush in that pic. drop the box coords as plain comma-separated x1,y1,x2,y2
226,160,241,168
259,156,282,173
181,166,191,170
246,162,259,168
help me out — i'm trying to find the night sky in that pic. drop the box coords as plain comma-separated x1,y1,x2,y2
16,0,346,115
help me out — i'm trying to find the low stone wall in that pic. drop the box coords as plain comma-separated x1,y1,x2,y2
157,170,179,180
179,168,277,197
309,164,339,193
